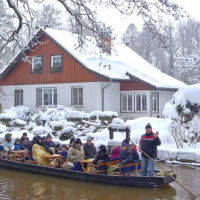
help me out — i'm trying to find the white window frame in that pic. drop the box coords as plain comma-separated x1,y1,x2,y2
15,90,23,106
72,87,83,107
51,55,62,73
135,93,147,112
37,88,57,106
121,93,133,112
32,56,42,73
151,92,157,112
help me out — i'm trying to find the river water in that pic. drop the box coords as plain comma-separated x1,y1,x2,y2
0,163,199,200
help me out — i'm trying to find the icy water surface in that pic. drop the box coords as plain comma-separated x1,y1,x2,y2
0,163,199,200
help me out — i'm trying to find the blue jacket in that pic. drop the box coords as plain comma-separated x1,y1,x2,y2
14,143,23,151
119,149,133,164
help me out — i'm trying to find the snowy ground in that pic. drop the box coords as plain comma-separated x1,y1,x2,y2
1,116,200,165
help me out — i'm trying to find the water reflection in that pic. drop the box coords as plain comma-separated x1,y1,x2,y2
0,163,199,200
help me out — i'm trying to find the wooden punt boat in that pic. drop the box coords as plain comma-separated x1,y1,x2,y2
0,158,176,188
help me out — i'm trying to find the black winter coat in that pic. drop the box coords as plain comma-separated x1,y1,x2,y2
92,149,110,165
83,143,96,159
140,132,161,158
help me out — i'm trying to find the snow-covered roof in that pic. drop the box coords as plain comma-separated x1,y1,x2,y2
1,28,186,89
43,28,186,89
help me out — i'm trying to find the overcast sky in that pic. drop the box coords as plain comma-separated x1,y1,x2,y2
97,0,200,40
174,0,200,20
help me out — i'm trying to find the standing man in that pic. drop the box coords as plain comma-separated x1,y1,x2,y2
139,123,161,176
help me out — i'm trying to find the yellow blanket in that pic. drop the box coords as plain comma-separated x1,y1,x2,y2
32,144,50,166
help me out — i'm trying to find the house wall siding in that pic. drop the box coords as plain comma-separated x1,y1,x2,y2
119,90,175,120
0,34,107,86
1,82,120,114
158,90,175,118
120,80,155,91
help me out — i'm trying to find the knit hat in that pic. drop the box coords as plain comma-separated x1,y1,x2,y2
122,139,129,146
121,143,129,149
145,123,152,129
46,133,52,138
98,144,106,151
75,138,82,145
23,132,27,136
87,137,92,141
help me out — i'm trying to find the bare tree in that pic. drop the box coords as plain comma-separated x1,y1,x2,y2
1,0,184,53
35,4,65,29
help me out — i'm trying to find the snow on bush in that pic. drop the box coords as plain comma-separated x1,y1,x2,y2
67,111,90,120
50,121,64,131
31,105,75,127
90,111,118,119
163,84,200,148
14,119,26,128
27,122,37,131
0,106,33,121
58,127,75,140
90,111,118,124
32,126,46,135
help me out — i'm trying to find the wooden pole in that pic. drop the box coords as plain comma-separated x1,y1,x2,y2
131,141,197,199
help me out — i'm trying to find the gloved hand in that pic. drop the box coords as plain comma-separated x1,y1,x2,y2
49,150,53,155
121,160,126,165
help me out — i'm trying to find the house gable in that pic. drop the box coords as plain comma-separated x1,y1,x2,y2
120,73,156,91
0,32,108,86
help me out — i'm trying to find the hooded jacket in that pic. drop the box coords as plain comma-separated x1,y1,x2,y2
67,141,85,164
110,146,120,159
92,148,110,165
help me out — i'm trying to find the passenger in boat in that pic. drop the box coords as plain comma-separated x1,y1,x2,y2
0,133,14,159
92,144,110,165
32,136,51,166
110,146,120,159
67,138,85,165
120,143,133,173
14,138,23,151
20,132,29,145
1,133,14,152
83,137,96,159
43,134,58,154
129,143,139,160
60,144,68,161
139,123,161,176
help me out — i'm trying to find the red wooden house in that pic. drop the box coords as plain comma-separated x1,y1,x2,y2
0,28,186,119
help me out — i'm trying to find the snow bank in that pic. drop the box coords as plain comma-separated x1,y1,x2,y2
163,84,200,118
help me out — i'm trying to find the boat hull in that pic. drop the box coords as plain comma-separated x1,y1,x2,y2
0,159,176,187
